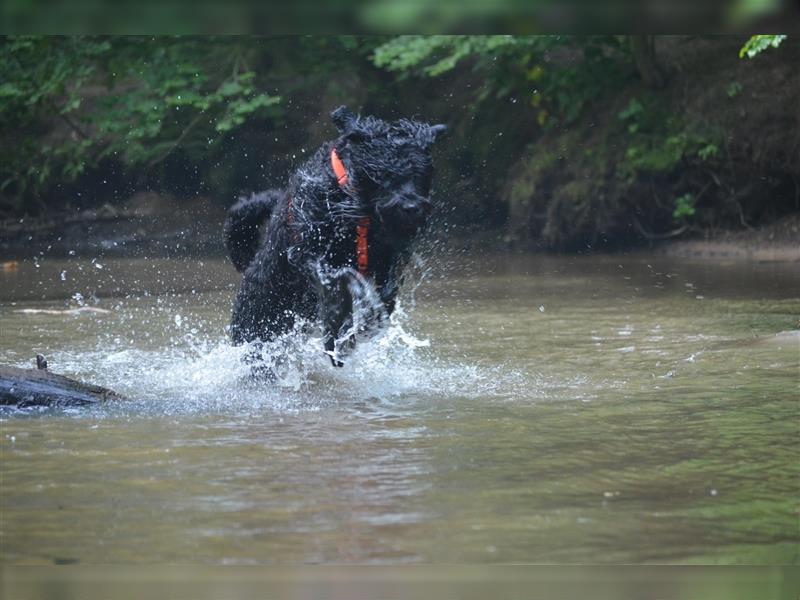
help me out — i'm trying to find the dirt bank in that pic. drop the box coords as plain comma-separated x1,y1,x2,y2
656,213,800,262
503,36,800,252
0,193,226,260
2,203,798,263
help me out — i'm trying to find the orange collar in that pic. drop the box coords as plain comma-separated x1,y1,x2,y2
331,148,369,276
331,148,349,187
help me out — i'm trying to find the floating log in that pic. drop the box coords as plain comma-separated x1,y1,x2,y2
0,361,122,408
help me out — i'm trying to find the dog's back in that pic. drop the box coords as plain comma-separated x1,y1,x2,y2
223,190,282,272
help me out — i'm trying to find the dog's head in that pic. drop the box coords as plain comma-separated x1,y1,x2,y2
331,106,446,240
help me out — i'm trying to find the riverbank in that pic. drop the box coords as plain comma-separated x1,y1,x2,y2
449,213,800,263
0,193,226,260
654,213,800,262
4,37,798,258
2,204,798,263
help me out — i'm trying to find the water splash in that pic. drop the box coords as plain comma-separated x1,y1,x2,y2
3,292,528,419
72,315,479,416
2,251,540,418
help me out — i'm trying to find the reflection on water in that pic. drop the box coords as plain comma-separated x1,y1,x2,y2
0,253,798,564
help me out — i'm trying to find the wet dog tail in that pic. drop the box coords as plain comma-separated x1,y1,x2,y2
224,190,281,272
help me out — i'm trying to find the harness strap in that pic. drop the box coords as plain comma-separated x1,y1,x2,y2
331,148,370,276
356,216,370,276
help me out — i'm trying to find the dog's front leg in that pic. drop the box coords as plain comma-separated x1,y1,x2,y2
323,280,353,367
311,267,356,367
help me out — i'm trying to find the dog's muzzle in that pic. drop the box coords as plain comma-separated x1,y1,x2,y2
377,193,433,235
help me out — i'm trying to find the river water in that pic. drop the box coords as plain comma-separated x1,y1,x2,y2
1,253,798,564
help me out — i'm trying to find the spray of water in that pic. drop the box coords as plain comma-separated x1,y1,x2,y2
3,252,537,417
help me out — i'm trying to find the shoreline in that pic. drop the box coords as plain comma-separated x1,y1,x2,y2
653,240,800,263
1,210,798,264
451,213,800,263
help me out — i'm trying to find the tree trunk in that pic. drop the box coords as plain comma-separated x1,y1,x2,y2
0,366,122,408
629,36,666,89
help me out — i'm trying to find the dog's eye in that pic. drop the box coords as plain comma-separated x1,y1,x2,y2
416,173,432,196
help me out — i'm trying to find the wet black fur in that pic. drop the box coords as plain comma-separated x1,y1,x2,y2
224,106,445,365
223,190,280,273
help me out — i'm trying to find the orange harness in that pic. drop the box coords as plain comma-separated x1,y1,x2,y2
331,148,370,276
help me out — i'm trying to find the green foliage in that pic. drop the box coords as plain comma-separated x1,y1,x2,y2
95,39,281,166
623,133,688,173
697,143,719,161
0,37,111,202
726,81,743,98
0,36,281,207
618,98,644,133
739,35,787,59
673,193,695,219
372,35,629,126
617,96,720,181
373,35,520,77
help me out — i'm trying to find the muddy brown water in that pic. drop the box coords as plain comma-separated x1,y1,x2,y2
0,253,798,564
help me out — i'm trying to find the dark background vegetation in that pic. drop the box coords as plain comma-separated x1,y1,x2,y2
0,35,797,254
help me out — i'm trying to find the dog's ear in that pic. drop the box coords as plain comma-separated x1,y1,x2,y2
429,124,447,143
415,123,447,148
331,105,357,133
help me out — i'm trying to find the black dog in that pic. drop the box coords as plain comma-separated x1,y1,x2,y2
224,106,445,366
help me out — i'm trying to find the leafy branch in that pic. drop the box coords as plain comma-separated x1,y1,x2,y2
739,35,787,59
